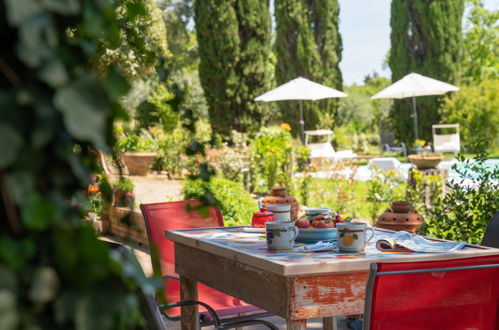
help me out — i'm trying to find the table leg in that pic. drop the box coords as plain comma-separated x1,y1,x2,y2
287,319,307,330
323,316,338,330
180,276,199,330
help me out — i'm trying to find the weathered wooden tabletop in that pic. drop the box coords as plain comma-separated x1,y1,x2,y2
166,227,499,330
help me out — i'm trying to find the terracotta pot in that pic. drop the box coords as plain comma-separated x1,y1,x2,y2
113,190,135,207
375,201,425,234
408,154,444,169
122,152,156,176
262,188,299,221
391,201,411,213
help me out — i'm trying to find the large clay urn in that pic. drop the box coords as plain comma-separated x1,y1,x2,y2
375,201,425,234
122,152,156,176
262,188,299,221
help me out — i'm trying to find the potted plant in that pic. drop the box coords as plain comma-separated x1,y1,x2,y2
408,152,444,169
112,176,135,207
84,183,104,221
118,129,158,176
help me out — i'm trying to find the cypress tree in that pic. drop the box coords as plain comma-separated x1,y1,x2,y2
389,0,464,143
195,0,272,136
275,0,343,134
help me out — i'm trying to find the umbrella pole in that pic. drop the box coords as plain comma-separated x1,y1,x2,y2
412,97,418,140
299,100,305,143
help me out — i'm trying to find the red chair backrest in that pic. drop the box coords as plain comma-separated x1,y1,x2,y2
140,201,251,317
365,254,499,330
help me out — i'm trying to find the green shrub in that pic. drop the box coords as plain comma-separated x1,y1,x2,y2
366,166,406,222
183,176,258,226
440,79,499,152
112,177,135,192
117,128,158,152
153,126,190,178
422,150,499,244
250,126,295,193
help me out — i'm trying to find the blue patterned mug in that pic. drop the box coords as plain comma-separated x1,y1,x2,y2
265,221,299,250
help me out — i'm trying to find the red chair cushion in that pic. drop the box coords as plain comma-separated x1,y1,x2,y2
141,201,258,317
369,254,499,330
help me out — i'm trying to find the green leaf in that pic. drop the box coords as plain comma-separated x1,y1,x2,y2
39,60,68,87
0,266,17,291
54,75,111,150
28,267,59,304
104,69,130,101
41,0,80,15
0,290,19,330
5,0,42,26
21,195,57,230
5,171,35,205
0,124,23,169
17,14,58,68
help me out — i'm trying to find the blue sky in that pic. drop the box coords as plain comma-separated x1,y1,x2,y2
339,0,499,85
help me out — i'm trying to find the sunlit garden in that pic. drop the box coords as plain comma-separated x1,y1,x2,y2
1,0,498,329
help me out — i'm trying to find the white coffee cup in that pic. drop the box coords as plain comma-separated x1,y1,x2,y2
265,204,291,222
265,221,298,250
337,222,375,252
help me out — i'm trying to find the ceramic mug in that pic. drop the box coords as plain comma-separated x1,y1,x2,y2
337,222,375,252
265,221,299,250
265,204,291,222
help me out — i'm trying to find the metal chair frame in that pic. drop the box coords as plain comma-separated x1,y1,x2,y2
380,132,407,157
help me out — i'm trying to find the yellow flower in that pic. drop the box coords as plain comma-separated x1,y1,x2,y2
415,139,426,147
280,123,291,131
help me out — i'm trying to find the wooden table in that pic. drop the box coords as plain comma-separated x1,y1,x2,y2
166,227,499,330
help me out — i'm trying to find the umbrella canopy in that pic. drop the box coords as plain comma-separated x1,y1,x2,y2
255,77,347,101
255,77,347,141
371,73,459,139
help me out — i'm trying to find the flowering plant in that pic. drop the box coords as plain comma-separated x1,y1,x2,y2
84,184,104,217
280,123,291,131
414,139,426,148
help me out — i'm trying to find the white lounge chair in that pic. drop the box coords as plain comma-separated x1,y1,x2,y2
432,124,460,155
367,157,408,181
305,130,357,161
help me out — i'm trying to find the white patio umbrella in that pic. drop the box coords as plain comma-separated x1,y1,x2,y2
254,77,347,141
371,72,459,140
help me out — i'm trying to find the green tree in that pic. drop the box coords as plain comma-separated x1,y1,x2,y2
0,0,169,328
389,0,464,143
440,79,499,151
99,0,170,79
195,0,273,136
462,0,499,81
275,0,343,134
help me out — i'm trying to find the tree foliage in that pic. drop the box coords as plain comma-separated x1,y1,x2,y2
99,0,170,79
274,0,343,133
389,0,464,143
440,79,499,151
0,0,167,328
195,0,273,136
462,0,499,81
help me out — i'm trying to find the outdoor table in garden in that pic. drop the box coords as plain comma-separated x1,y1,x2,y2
165,227,499,330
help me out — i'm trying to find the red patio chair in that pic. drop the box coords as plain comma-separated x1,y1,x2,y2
362,254,499,330
140,200,273,328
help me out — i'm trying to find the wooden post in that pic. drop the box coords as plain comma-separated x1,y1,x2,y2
287,319,307,330
180,276,199,330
